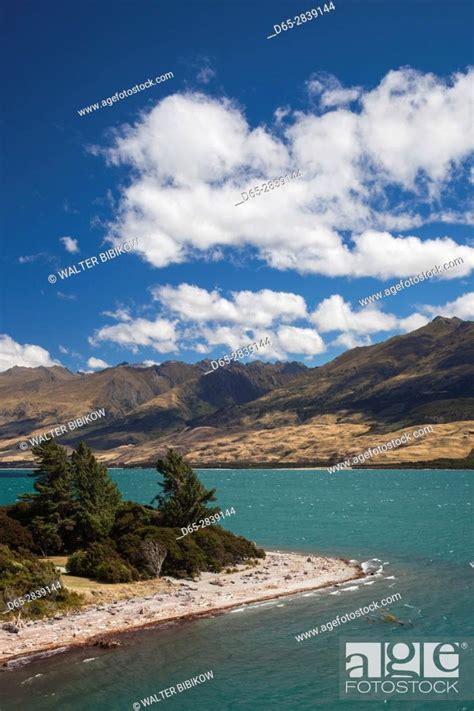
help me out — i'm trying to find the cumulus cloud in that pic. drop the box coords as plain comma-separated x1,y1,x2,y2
343,230,474,279
276,326,325,355
89,317,178,353
89,284,443,361
153,284,307,327
60,236,80,254
87,357,111,370
97,68,474,279
311,295,398,334
359,68,474,190
311,294,429,335
306,72,362,107
0,335,60,372
331,333,373,349
420,291,474,320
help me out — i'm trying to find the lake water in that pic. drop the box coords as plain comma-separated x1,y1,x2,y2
0,468,472,710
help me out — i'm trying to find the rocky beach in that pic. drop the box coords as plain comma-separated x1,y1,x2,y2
1,551,361,666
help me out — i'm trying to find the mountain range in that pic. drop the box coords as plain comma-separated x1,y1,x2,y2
1,317,473,467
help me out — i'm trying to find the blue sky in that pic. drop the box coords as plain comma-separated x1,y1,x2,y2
1,0,473,373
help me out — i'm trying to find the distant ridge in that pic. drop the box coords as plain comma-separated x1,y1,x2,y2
0,318,472,468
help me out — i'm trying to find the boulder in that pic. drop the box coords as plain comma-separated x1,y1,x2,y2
2,622,19,634
361,559,383,575
94,639,122,648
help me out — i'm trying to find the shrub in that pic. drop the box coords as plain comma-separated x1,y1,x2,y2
116,533,167,579
0,544,83,620
67,542,138,582
194,527,265,568
95,560,134,583
124,527,206,579
0,509,35,551
116,525,265,580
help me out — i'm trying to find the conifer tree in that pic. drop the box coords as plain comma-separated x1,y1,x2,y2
154,448,218,527
70,442,122,544
20,440,75,554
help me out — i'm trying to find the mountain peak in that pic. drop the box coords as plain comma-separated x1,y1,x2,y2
432,316,462,323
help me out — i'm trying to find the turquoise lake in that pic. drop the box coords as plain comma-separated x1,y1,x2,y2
0,468,472,710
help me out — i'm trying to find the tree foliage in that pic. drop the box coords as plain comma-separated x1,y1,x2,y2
71,442,122,545
1,443,265,598
18,440,121,553
153,448,219,527
20,441,76,554
0,544,83,620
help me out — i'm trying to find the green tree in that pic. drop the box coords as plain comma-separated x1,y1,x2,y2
20,441,76,554
154,449,218,527
70,442,122,545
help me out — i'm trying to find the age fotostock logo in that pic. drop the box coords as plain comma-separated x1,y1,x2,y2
340,640,474,700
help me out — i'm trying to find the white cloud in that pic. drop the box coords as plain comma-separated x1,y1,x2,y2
87,357,111,370
306,72,362,107
18,253,43,264
276,326,325,355
102,308,132,321
141,359,161,366
89,317,178,353
397,313,430,332
153,284,307,327
360,68,474,190
194,344,209,354
89,281,464,361
311,294,429,336
196,61,216,85
346,230,474,280
311,295,399,334
420,292,474,320
57,291,77,301
0,335,60,372
60,236,80,254
331,333,372,349
97,68,474,279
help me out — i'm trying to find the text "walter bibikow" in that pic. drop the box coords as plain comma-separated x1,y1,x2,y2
47,238,138,284
133,670,214,709
18,409,106,451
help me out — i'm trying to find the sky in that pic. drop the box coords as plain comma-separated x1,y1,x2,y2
1,0,473,373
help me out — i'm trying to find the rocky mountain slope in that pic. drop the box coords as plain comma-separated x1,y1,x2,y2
1,318,472,467
0,360,307,462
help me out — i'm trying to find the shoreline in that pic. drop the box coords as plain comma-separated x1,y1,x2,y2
1,456,472,471
1,551,363,668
